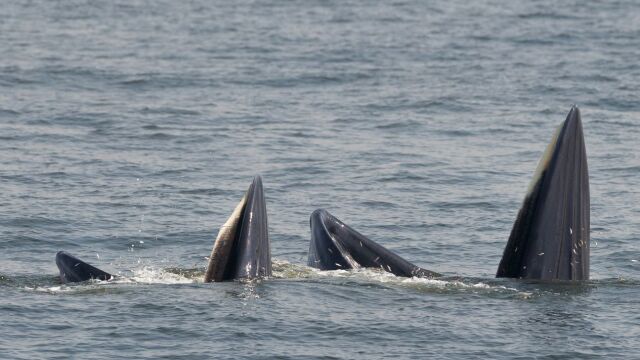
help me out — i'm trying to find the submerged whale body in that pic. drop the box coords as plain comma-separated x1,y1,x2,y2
56,251,113,283
308,209,439,278
204,175,271,282
497,106,589,280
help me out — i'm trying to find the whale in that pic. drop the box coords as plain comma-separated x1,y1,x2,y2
204,175,271,282
496,106,589,280
53,107,590,284
56,251,113,283
307,209,440,278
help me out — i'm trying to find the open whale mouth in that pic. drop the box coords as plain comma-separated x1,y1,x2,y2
204,175,271,282
497,106,590,281
308,209,439,278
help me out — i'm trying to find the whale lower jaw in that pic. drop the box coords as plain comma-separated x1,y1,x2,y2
56,251,113,284
308,209,439,278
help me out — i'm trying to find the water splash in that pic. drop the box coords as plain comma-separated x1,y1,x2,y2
271,260,532,298
116,266,200,284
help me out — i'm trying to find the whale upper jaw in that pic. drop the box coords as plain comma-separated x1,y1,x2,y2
308,209,439,278
204,175,271,282
497,106,590,281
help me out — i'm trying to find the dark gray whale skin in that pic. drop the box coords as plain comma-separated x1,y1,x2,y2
497,106,589,280
55,251,113,283
204,175,271,282
308,209,439,278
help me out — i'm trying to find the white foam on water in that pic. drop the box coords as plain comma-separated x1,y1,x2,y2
22,279,111,294
271,259,317,279
115,266,198,284
305,266,530,297
22,259,535,299
24,285,74,293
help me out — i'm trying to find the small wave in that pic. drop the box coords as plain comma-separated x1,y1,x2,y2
360,200,398,208
286,131,315,138
0,108,19,116
146,132,175,140
429,200,499,210
279,165,329,175
0,74,39,86
140,107,201,116
116,76,216,89
378,172,428,183
25,285,78,294
600,165,640,173
179,187,225,195
517,12,579,20
364,98,472,114
22,277,112,294
584,98,638,111
435,129,475,137
375,120,422,130
119,78,148,86
247,72,373,88
591,118,638,128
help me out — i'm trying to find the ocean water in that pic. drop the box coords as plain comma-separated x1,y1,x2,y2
1,0,639,358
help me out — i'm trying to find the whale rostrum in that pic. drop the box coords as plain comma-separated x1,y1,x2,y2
497,106,589,280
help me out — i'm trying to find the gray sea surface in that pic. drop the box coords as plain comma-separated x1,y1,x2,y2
1,0,639,359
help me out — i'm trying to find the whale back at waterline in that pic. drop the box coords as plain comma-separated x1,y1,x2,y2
308,209,440,278
204,175,271,282
497,106,589,280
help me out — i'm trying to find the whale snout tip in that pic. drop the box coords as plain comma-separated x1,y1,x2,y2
311,208,327,217
310,209,328,225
